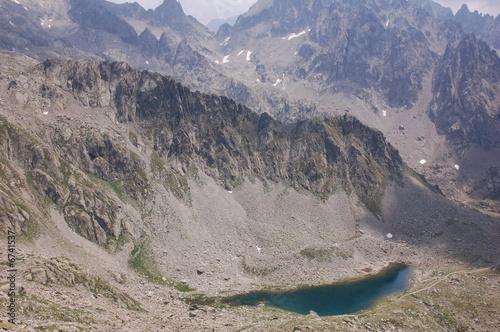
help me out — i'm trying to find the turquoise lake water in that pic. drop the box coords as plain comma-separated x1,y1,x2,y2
223,263,412,316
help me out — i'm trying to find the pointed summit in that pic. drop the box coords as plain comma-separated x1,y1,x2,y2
150,0,190,30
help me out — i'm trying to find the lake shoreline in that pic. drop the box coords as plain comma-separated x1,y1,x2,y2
219,263,413,316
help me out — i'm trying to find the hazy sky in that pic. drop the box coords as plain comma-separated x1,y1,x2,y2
108,0,499,24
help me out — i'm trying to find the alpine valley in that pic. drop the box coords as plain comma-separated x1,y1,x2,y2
0,0,499,331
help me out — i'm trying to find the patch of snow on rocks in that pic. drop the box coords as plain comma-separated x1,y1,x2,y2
246,51,252,61
454,165,460,170
220,36,230,46
386,233,393,239
283,30,307,40
238,50,245,56
222,55,230,64
420,159,427,165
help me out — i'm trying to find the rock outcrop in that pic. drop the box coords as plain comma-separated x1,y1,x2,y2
429,33,500,155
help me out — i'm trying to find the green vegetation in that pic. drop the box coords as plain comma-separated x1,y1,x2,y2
300,247,334,262
164,171,192,206
174,283,196,292
150,150,165,174
360,193,383,220
128,236,166,285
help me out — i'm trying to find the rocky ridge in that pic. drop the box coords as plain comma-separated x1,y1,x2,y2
1,56,406,246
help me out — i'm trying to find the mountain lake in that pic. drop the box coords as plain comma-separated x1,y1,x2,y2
222,263,412,316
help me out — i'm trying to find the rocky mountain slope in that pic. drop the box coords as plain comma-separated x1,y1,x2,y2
2,56,406,246
0,52,499,331
215,0,500,206
0,0,500,330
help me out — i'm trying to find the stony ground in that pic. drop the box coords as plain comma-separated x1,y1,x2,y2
0,174,499,331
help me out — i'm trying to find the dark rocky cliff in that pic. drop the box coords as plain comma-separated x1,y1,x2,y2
429,33,500,155
40,58,404,197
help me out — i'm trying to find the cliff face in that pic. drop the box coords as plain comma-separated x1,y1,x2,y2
231,0,463,109
429,34,500,155
1,57,405,245
40,58,404,194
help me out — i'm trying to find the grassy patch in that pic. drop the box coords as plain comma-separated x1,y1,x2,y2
164,171,192,206
174,283,196,293
360,193,383,220
128,236,166,285
300,247,333,262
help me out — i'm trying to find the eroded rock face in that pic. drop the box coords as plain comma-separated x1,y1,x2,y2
231,0,463,108
40,59,404,197
2,58,405,243
429,33,500,155
25,256,142,310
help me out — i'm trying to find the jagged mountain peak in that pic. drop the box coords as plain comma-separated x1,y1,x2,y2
236,0,412,32
429,32,500,156
227,0,463,109
149,0,204,32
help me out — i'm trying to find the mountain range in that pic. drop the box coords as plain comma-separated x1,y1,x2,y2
0,0,499,331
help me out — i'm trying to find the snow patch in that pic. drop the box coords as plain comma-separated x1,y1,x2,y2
255,245,262,253
145,60,149,65
382,110,387,117
220,36,230,46
13,0,21,4
227,191,233,194
246,51,252,61
237,50,245,56
419,159,427,165
222,55,230,64
256,79,261,82
283,30,307,40
43,111,49,115
9,21,14,26
215,60,220,64
386,233,393,239
272,78,282,86
454,165,460,171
